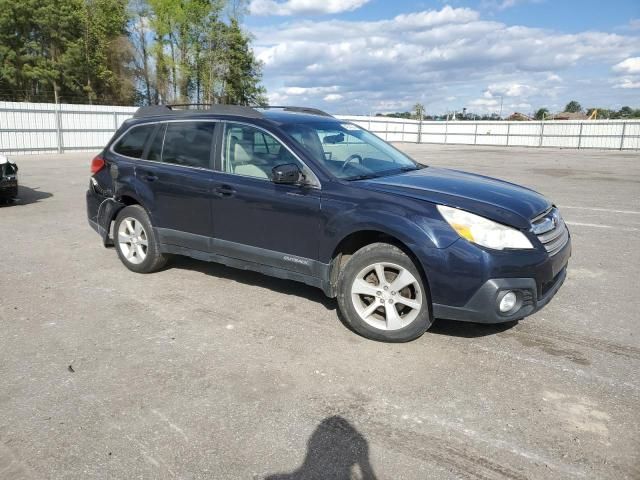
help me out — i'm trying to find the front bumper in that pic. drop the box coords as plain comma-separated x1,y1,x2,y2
423,233,571,324
432,266,567,323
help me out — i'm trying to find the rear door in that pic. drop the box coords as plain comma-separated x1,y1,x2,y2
135,121,217,252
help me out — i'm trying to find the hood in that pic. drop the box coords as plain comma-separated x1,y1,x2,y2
357,167,550,229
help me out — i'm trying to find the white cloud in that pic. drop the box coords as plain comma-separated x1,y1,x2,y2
249,0,370,16
613,57,640,74
481,0,545,10
253,6,640,113
323,94,344,102
469,98,500,108
484,83,537,98
284,85,339,96
391,6,479,28
614,78,640,89
611,58,640,90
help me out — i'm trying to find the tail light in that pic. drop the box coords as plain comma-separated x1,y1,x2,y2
90,155,106,174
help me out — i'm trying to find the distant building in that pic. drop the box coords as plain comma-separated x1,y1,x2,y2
507,112,533,121
548,112,589,120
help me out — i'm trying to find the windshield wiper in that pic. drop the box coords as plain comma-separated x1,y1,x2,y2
345,173,381,181
345,165,423,181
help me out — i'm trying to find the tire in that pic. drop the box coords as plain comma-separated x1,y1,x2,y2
337,242,432,342
113,205,167,273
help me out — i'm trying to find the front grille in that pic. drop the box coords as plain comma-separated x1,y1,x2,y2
531,207,569,256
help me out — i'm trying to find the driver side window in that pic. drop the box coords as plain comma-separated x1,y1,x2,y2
223,123,300,180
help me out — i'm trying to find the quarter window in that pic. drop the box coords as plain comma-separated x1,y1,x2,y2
146,124,165,162
161,122,215,169
112,124,155,158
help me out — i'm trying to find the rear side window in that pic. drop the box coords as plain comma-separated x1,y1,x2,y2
112,124,155,158
162,122,215,169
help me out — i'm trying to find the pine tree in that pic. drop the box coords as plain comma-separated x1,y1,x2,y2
0,0,267,105
82,0,136,104
0,0,135,104
221,19,267,106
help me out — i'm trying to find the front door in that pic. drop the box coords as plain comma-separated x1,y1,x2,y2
210,121,322,276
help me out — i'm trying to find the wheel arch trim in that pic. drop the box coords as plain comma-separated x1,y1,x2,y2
325,228,433,311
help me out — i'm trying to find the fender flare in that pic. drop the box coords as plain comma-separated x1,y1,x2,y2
97,190,145,245
321,213,441,300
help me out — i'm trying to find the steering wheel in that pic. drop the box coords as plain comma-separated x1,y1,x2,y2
340,154,363,172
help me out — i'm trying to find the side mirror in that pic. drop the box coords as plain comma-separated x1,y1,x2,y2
323,133,344,144
272,163,304,185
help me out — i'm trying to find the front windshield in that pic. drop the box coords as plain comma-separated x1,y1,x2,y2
281,121,421,180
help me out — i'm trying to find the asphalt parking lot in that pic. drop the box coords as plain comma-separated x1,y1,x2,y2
1,144,639,479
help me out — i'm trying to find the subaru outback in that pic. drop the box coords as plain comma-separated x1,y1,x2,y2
86,105,570,342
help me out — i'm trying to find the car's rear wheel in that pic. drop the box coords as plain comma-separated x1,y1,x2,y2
337,242,432,342
113,205,167,273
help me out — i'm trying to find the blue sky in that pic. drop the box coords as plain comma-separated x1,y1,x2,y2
244,0,640,115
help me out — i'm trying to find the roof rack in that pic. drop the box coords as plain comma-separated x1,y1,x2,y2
260,106,333,118
133,104,264,119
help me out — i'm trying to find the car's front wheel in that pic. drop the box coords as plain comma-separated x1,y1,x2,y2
337,242,432,342
113,205,167,273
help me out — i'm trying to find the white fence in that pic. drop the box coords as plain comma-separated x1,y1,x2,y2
340,115,640,150
0,101,137,155
1,101,639,155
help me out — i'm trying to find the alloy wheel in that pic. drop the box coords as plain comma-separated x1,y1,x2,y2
350,262,422,330
117,217,148,265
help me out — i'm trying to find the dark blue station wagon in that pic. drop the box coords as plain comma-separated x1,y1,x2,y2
87,105,570,342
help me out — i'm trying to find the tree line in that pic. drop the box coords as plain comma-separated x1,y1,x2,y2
534,101,640,120
378,100,640,121
0,0,266,106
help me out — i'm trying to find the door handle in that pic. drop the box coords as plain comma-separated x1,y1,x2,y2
214,185,236,198
141,173,158,182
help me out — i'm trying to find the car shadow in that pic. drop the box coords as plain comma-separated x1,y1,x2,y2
0,185,53,207
265,415,378,480
168,256,338,311
168,257,520,337
430,318,518,338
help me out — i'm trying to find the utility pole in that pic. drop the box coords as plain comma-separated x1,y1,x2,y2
499,96,504,119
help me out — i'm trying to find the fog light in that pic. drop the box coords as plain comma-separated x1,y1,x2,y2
499,291,518,313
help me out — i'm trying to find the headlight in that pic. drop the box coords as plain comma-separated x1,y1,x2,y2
437,205,533,250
